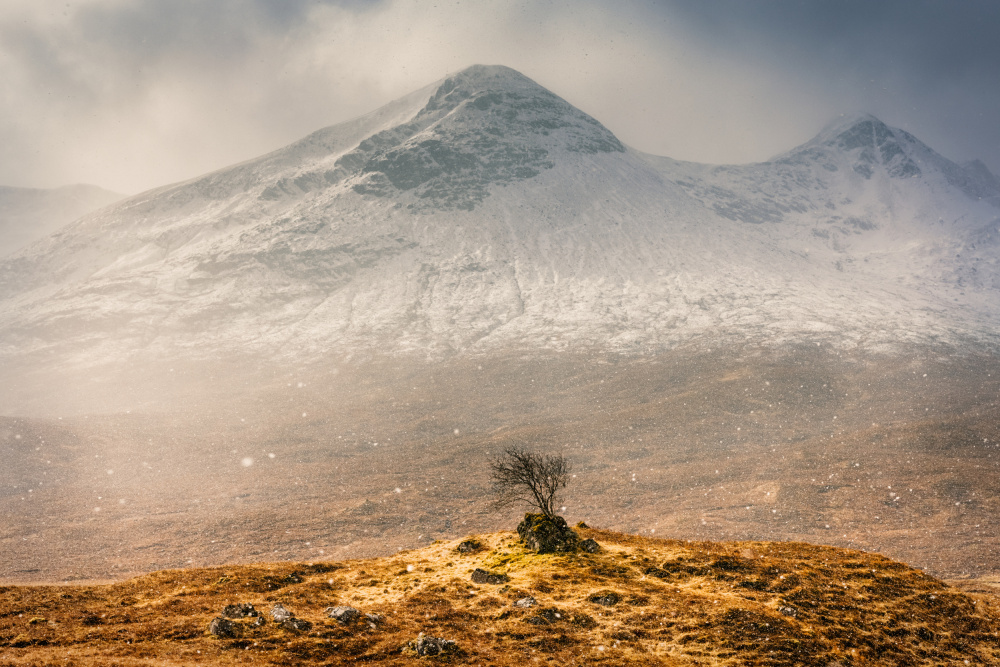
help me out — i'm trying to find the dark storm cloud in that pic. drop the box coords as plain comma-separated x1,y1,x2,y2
658,0,1000,170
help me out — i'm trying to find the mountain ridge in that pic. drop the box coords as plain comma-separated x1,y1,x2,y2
1,65,998,402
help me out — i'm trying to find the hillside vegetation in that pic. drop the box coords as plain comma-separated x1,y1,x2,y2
2,527,998,666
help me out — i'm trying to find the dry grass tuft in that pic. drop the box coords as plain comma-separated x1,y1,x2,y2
2,528,999,665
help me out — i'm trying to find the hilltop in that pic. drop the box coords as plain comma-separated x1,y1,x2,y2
2,527,999,666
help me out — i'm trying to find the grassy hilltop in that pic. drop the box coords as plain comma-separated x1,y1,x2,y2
2,527,999,666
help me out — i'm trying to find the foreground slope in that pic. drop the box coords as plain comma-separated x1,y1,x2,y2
1,66,999,411
2,528,998,666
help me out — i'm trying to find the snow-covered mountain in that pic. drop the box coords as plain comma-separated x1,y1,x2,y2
0,184,123,258
1,65,998,380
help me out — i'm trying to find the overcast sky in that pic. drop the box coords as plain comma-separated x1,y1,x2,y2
1,0,998,194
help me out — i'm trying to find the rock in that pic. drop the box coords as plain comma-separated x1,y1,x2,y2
208,616,239,638
778,605,797,618
516,513,579,553
471,568,510,584
579,538,601,553
407,632,458,657
588,591,621,606
270,603,294,622
514,596,536,608
280,617,312,632
525,608,562,625
325,605,361,623
456,539,483,554
220,603,259,619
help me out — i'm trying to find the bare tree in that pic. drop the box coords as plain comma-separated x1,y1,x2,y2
490,445,570,519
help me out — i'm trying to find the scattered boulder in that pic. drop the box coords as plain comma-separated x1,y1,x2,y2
221,603,259,619
517,513,579,553
325,606,361,624
208,616,239,638
579,538,601,553
456,538,483,554
270,604,294,622
525,608,563,625
471,568,510,584
514,596,536,608
280,617,312,632
406,632,458,657
778,605,798,618
588,591,621,606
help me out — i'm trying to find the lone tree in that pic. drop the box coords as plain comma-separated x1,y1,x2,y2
490,445,570,520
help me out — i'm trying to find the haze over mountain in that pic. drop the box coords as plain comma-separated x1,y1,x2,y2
3,67,1000,588
0,184,123,258
1,65,998,412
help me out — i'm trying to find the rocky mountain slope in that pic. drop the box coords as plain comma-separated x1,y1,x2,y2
0,184,122,258
1,65,998,396
3,528,998,666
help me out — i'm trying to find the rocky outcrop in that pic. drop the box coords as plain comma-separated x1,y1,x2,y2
516,513,580,553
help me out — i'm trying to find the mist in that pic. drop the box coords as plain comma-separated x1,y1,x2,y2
1,0,998,194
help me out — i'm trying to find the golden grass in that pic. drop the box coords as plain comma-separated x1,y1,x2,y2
2,527,999,666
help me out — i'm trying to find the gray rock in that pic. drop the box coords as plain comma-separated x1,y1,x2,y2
579,538,601,553
280,617,313,632
778,605,797,618
471,567,510,584
325,605,361,624
409,632,458,657
220,603,259,619
208,616,239,638
456,539,483,554
514,596,536,608
270,603,294,622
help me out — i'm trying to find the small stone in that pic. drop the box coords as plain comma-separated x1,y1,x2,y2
778,605,797,618
325,606,361,623
579,538,601,553
525,608,562,625
471,568,510,584
270,603,293,622
456,539,483,554
409,632,458,657
221,603,259,619
588,592,621,606
281,617,312,632
208,616,238,638
514,596,536,608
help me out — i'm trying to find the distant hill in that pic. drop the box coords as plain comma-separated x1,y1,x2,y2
1,528,998,665
0,184,123,257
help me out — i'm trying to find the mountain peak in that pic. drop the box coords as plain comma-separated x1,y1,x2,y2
790,113,922,180
340,65,625,211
